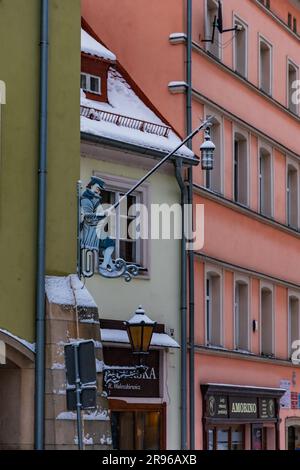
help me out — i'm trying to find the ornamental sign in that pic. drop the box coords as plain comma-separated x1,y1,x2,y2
259,398,275,419
207,395,228,418
103,347,160,398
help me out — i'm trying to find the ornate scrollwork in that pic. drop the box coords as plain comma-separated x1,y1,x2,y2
81,250,139,282
103,365,148,386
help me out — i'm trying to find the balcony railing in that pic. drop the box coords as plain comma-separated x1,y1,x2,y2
80,105,171,138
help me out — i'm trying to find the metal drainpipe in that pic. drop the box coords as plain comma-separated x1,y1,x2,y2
186,0,195,450
35,0,49,450
175,159,188,450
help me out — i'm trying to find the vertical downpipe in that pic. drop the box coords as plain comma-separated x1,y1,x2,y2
175,159,188,450
187,0,195,450
35,0,49,450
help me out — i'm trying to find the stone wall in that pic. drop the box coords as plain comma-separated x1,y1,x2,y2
45,299,112,450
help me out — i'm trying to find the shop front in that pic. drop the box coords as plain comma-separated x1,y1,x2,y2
201,384,285,450
100,319,179,450
286,418,300,450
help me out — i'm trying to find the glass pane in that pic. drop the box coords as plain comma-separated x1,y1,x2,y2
231,425,244,450
288,426,296,450
144,412,160,450
120,240,136,263
111,412,134,450
80,74,87,90
128,325,142,352
135,412,145,450
252,425,263,450
217,428,229,450
142,325,154,352
100,189,115,205
208,429,214,450
90,76,100,93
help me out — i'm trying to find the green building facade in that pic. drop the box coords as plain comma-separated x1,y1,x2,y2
0,0,80,449
0,0,80,342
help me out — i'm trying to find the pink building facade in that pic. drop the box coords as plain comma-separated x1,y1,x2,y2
83,0,300,450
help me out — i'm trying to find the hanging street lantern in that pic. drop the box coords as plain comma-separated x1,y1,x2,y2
200,129,215,171
125,306,156,355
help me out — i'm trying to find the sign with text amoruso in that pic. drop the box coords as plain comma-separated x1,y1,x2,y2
103,347,160,398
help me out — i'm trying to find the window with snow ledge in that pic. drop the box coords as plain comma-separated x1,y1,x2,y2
205,0,221,60
259,36,272,96
286,160,299,229
259,144,273,218
205,265,223,347
94,173,150,276
287,59,299,115
204,110,224,195
260,284,274,357
81,54,110,103
234,276,250,352
233,17,248,78
233,128,249,206
288,292,300,360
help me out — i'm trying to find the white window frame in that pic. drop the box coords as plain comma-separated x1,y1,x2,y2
205,264,223,347
258,140,274,218
258,34,273,96
204,106,224,194
93,172,150,276
232,125,250,206
81,72,102,95
232,14,248,79
286,156,300,229
288,290,300,360
234,274,250,352
286,57,299,115
259,281,275,357
204,0,222,61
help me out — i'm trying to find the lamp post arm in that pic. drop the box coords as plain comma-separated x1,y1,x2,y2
109,117,213,212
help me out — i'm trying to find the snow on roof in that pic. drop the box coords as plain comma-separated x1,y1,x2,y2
45,275,97,309
100,328,180,349
127,306,156,325
81,68,195,159
0,328,35,352
81,28,116,62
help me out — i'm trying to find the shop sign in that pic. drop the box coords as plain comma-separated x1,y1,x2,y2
229,397,257,419
291,392,298,410
207,395,228,418
259,398,275,419
202,385,283,422
103,347,160,398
